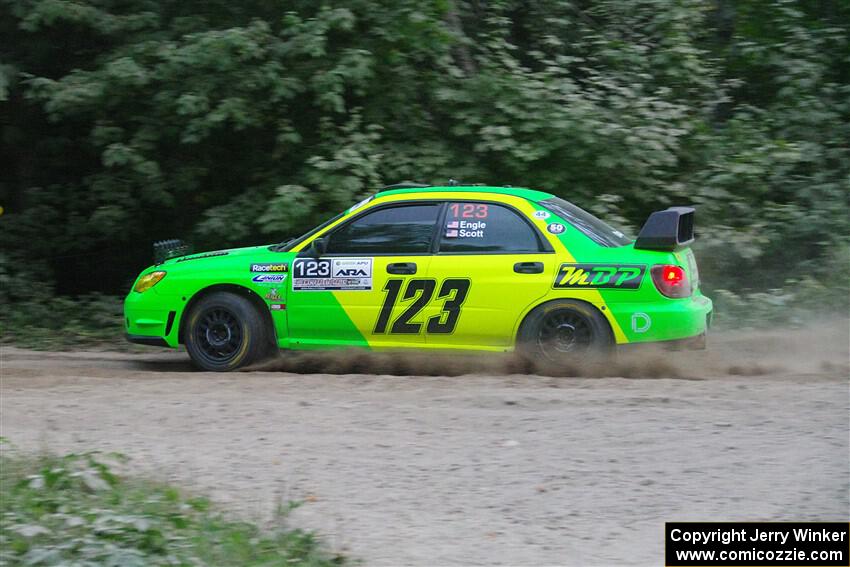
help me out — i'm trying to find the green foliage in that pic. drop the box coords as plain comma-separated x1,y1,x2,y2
0,451,343,566
0,255,125,347
0,292,126,349
1,0,847,323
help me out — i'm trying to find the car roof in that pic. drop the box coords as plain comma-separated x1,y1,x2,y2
376,185,556,203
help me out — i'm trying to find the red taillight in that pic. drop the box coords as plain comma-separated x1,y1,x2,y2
663,265,684,283
651,265,690,298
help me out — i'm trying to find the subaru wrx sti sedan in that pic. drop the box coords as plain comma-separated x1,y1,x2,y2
125,185,712,371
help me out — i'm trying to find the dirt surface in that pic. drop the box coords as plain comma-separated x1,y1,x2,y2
1,325,848,566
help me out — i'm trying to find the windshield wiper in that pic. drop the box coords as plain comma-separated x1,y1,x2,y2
269,238,294,252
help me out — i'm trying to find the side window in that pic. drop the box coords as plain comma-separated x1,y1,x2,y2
325,204,440,254
439,202,542,253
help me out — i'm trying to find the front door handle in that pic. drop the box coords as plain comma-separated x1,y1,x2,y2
514,261,544,274
387,262,417,275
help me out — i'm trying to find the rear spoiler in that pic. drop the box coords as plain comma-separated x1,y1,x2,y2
633,207,695,251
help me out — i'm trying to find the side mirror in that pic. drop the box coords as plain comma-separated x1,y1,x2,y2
309,237,327,258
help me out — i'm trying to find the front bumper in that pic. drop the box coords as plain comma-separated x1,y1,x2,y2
124,291,180,347
126,333,170,347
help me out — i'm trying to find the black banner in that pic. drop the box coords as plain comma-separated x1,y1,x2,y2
552,263,645,290
666,522,849,566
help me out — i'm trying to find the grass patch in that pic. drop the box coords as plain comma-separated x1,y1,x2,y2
0,450,344,566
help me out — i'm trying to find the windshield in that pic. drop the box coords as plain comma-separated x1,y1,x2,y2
270,211,346,252
540,197,632,247
270,195,375,252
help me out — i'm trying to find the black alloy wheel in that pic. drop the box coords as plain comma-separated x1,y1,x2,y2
517,299,612,367
536,308,594,361
184,292,274,371
194,306,244,365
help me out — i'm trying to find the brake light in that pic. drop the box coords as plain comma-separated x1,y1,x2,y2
651,265,690,298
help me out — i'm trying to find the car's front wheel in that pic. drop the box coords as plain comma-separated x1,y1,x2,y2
517,300,612,366
184,292,272,371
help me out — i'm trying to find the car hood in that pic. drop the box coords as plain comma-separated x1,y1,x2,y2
159,245,273,266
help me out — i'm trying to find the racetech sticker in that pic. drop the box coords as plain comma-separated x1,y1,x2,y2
553,263,645,290
251,263,288,272
292,257,372,291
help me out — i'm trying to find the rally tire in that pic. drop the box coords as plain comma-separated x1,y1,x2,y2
184,292,270,372
516,300,613,366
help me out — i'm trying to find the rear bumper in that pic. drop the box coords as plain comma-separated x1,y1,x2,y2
617,332,707,352
613,293,713,345
663,332,707,350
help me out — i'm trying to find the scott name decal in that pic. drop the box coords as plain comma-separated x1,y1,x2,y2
553,263,645,290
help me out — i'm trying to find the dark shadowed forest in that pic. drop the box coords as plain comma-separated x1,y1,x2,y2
1,0,848,342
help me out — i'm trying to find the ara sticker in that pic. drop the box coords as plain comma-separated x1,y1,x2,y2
252,263,288,273
533,210,550,220
292,257,372,291
547,223,566,234
270,303,286,311
253,274,287,285
553,263,646,290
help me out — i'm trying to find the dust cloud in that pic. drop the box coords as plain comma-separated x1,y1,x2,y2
249,318,849,379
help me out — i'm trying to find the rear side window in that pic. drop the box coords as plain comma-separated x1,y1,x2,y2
438,202,543,253
325,203,440,254
540,197,631,247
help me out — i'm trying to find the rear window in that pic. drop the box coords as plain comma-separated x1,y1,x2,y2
540,197,631,247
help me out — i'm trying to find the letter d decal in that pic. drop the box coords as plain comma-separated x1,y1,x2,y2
631,312,651,333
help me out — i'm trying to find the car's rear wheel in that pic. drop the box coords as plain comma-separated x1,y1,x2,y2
517,300,612,366
184,292,271,371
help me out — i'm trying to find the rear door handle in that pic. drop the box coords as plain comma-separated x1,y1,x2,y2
387,262,417,275
514,261,544,274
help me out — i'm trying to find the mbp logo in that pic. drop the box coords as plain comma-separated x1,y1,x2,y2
553,263,645,290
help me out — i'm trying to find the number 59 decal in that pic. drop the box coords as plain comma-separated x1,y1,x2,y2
374,278,470,335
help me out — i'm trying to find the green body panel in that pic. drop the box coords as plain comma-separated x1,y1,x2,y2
125,186,712,351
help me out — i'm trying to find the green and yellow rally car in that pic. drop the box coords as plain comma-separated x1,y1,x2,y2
125,184,712,371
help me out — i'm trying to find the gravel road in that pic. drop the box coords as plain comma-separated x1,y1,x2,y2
1,325,848,566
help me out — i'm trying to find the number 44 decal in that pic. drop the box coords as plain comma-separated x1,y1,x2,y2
374,278,470,335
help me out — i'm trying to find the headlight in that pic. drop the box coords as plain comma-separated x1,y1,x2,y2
133,271,167,293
